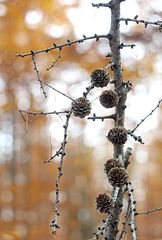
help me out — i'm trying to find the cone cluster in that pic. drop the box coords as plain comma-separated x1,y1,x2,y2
90,69,110,87
107,127,127,145
71,97,91,118
96,193,113,213
99,90,119,108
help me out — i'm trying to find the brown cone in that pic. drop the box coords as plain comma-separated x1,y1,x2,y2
99,90,119,108
72,97,91,118
107,127,127,145
90,69,110,88
108,167,128,187
104,159,121,175
96,193,113,213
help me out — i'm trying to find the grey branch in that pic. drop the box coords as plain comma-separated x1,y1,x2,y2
45,82,75,102
127,183,137,240
88,113,116,121
120,16,162,29
19,109,70,117
46,48,62,71
92,2,112,8
83,84,94,98
127,131,144,144
31,51,47,98
118,201,131,240
16,34,111,58
50,112,72,234
136,207,162,216
131,98,162,133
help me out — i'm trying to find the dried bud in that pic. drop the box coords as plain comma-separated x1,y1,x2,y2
108,167,128,187
99,90,119,108
104,159,121,175
107,127,127,145
90,69,110,88
96,193,113,213
72,97,91,118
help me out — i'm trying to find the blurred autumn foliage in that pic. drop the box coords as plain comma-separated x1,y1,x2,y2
0,0,162,240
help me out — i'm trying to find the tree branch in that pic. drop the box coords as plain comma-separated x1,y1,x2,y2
50,112,72,234
120,16,162,29
136,207,162,216
16,34,111,58
31,51,47,98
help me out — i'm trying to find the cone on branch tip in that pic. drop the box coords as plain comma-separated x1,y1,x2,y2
71,97,91,118
104,159,122,175
107,127,127,145
108,167,128,188
90,69,110,88
96,193,113,213
99,90,119,108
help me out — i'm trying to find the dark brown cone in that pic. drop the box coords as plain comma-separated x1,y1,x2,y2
104,159,121,175
99,90,119,108
72,97,91,118
90,69,110,88
96,193,113,213
107,127,127,145
108,167,128,187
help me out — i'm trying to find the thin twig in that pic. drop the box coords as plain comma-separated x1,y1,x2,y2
46,48,62,71
31,51,47,98
127,183,137,240
120,16,162,29
50,112,72,234
130,98,162,133
127,131,144,144
19,109,70,117
16,34,111,58
88,113,116,121
136,207,162,216
83,84,94,98
118,201,131,240
45,82,75,102
119,43,136,49
92,2,112,8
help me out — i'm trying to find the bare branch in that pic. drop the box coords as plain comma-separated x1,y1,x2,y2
83,84,94,98
31,51,47,98
19,109,70,117
16,34,111,58
119,43,136,49
88,113,116,121
118,201,131,240
92,2,112,8
120,16,162,29
45,82,75,102
127,183,137,240
130,98,162,133
46,48,62,71
50,112,72,234
127,131,144,144
136,207,162,216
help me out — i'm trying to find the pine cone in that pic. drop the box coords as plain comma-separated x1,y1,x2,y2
104,159,121,175
99,90,119,108
108,167,128,187
72,97,91,118
96,193,113,213
90,69,110,87
107,127,127,144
